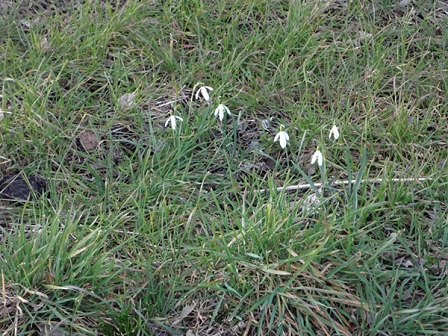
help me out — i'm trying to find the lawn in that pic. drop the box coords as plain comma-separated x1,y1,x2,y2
1,0,447,335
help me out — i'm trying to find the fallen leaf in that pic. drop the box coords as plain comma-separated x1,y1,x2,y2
78,130,99,151
259,266,291,275
171,303,196,325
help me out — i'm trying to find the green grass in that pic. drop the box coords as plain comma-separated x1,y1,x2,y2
1,0,447,335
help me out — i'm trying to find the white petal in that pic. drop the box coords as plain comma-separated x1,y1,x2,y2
195,86,213,101
280,134,287,148
334,127,339,139
311,152,317,164
215,104,230,121
201,87,210,101
329,125,339,140
215,105,223,120
311,150,323,166
317,152,323,166
165,117,171,127
274,131,288,149
170,116,176,129
165,116,181,130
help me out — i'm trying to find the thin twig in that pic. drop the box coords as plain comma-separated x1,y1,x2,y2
256,177,433,193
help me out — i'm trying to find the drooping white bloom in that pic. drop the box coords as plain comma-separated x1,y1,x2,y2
214,104,231,121
329,125,339,140
195,86,213,101
274,128,289,149
165,115,183,130
311,149,323,167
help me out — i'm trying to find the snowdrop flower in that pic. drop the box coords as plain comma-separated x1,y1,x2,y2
329,125,339,140
274,126,289,149
214,103,231,121
311,148,323,167
165,115,183,130
195,85,213,101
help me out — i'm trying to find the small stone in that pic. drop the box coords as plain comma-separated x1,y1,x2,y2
40,37,51,51
118,92,136,107
78,130,99,151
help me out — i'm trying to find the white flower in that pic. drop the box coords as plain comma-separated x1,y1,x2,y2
165,115,183,130
195,86,213,101
274,129,289,149
214,104,231,121
329,125,339,140
311,149,323,167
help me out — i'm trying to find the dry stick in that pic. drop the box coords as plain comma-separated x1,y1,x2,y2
256,177,433,193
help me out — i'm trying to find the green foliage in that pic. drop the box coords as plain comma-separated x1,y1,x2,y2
0,0,447,335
